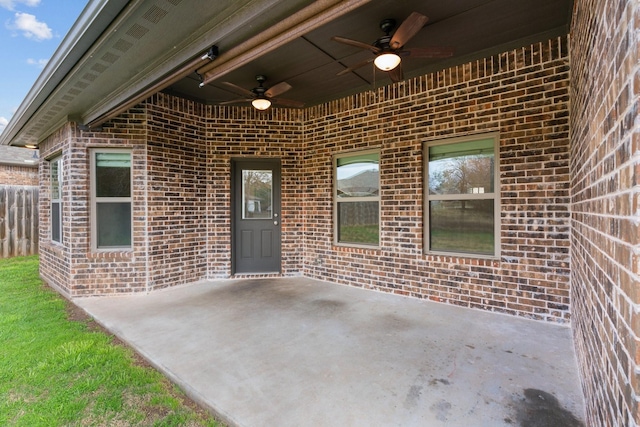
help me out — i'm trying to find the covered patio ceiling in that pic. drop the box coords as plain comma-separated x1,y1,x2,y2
1,0,573,147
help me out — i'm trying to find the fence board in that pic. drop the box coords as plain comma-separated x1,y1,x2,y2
0,187,5,257
0,186,39,258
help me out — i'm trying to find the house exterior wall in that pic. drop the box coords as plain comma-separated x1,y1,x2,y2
303,37,571,321
570,0,640,425
30,2,640,418
38,38,572,318
38,34,570,324
146,97,209,290
38,112,149,296
203,104,305,278
38,124,74,295
0,164,38,186
144,96,305,286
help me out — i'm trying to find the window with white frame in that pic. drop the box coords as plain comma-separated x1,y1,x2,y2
334,149,380,246
425,133,500,257
91,150,132,250
50,156,62,243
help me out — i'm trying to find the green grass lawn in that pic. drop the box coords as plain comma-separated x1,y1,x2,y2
0,256,221,427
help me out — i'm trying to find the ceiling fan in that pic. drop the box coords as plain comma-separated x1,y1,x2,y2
332,12,454,82
219,75,304,110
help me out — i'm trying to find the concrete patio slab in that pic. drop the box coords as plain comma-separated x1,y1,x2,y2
75,277,585,427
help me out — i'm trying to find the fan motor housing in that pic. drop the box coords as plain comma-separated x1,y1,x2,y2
253,75,268,96
379,18,396,34
374,35,393,51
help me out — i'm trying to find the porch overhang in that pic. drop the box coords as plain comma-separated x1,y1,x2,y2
0,0,573,148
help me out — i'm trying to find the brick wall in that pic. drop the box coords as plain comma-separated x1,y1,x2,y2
38,123,73,295
570,0,640,425
38,36,571,326
303,37,571,322
34,16,639,421
39,112,149,297
0,164,38,186
146,95,208,290
204,104,305,278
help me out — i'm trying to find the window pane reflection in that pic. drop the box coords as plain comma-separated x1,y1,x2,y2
338,201,379,245
96,152,131,198
337,152,379,198
428,138,494,195
429,200,494,255
243,170,272,219
97,202,132,247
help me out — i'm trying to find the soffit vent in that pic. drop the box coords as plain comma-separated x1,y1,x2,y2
143,5,168,24
126,23,149,39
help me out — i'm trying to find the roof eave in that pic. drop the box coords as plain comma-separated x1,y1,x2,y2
0,0,130,147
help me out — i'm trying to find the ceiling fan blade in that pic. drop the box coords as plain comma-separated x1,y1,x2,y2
402,46,455,58
272,97,305,108
390,12,429,49
218,98,252,105
265,81,292,98
388,64,404,83
331,36,380,54
337,57,374,76
221,82,255,98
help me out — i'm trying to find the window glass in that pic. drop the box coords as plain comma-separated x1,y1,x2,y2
51,157,62,243
242,170,272,219
425,134,499,257
335,150,379,246
337,201,379,244
429,200,494,255
337,152,380,198
428,138,494,195
92,150,132,250
96,202,132,247
51,202,61,242
51,159,61,199
96,152,131,198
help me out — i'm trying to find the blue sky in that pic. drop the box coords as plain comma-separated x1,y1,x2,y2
0,0,86,134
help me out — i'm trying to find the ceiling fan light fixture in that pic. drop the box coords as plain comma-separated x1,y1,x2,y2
252,97,271,110
374,52,401,71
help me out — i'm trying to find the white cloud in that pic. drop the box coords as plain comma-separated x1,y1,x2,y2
26,57,47,68
0,116,8,134
0,0,40,11
12,12,52,41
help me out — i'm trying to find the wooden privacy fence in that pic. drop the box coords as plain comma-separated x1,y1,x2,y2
0,186,39,258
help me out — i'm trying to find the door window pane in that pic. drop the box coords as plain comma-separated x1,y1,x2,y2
242,170,272,219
